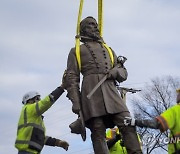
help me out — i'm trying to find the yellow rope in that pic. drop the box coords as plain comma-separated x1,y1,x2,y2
75,0,114,70
75,0,84,71
98,0,103,37
98,0,114,67
103,43,114,67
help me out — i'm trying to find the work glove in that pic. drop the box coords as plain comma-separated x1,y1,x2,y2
61,70,68,89
55,139,69,151
124,117,136,126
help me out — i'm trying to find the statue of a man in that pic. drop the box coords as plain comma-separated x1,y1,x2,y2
66,16,142,154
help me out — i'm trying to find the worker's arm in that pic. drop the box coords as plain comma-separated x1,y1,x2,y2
37,86,65,115
156,106,176,132
135,119,161,129
26,70,67,116
124,117,161,129
49,86,64,103
45,136,69,151
27,86,65,116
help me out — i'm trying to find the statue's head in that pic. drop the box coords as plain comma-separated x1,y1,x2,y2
80,16,101,42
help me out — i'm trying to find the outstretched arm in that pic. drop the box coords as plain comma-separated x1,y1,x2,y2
124,117,161,129
45,136,69,151
135,119,161,129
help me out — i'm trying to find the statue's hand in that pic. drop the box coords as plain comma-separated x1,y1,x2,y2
72,103,80,114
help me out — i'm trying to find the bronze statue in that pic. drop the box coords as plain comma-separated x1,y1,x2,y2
65,16,142,154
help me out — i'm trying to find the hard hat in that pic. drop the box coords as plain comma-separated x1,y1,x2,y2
22,91,40,104
176,88,180,93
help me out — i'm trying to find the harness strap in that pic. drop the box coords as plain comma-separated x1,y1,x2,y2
75,0,84,71
98,0,103,37
102,43,114,67
76,0,105,71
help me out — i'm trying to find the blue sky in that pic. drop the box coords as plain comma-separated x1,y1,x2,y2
0,0,180,154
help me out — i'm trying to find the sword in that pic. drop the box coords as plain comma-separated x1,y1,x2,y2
87,56,127,99
79,110,86,141
87,74,108,99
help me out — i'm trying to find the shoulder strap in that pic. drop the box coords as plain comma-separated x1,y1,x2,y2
102,43,114,67
75,0,108,71
75,43,114,71
75,40,81,70
75,0,84,71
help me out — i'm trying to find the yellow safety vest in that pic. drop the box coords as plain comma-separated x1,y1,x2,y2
15,96,53,153
156,104,180,154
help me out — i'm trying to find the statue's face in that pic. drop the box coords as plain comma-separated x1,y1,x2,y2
80,17,101,41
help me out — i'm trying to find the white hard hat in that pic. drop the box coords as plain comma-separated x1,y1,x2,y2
22,91,40,104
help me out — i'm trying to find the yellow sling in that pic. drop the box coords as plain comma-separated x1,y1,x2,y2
75,0,114,71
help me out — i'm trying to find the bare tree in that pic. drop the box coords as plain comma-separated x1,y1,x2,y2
131,76,180,153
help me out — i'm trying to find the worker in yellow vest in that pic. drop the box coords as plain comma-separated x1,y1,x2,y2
106,127,142,154
124,88,180,154
106,127,127,154
15,72,69,154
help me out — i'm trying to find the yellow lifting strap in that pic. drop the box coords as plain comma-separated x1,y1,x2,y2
98,0,103,37
98,0,114,67
75,0,84,71
102,43,114,67
75,0,114,71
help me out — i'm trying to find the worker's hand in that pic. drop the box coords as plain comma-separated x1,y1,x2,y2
124,117,135,126
61,70,68,89
55,139,69,151
72,103,80,114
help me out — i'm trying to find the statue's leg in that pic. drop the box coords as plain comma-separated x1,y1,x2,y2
88,117,109,154
113,112,143,154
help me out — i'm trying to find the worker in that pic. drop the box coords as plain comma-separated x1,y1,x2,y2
124,88,180,154
15,72,69,154
65,16,142,154
106,127,127,154
106,127,142,154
